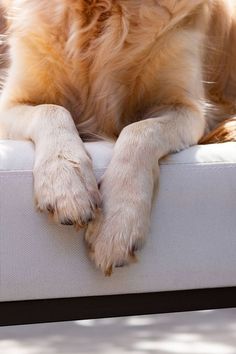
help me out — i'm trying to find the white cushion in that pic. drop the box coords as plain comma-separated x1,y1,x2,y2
1,140,236,301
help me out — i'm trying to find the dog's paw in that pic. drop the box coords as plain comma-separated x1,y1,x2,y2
85,200,149,276
34,154,100,227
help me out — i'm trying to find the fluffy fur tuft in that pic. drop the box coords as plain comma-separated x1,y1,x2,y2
200,118,236,143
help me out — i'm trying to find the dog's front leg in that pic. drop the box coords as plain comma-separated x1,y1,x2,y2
0,104,100,226
85,107,205,275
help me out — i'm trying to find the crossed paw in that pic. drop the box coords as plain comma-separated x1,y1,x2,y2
34,153,150,275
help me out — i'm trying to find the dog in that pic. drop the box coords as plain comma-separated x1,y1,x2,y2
0,0,236,275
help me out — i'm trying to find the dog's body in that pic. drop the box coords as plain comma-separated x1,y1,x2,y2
0,0,236,274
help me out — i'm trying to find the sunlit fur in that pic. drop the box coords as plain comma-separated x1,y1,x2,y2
0,0,236,274
0,0,208,131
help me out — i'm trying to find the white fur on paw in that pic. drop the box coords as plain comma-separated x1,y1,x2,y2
34,154,100,227
85,203,149,276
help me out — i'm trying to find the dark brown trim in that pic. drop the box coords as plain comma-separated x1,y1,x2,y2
1,287,236,327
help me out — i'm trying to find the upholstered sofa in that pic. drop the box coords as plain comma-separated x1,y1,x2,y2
1,140,236,325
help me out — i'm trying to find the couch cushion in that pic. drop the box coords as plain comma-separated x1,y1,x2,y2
1,140,236,301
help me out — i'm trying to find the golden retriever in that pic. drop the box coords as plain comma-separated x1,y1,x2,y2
0,0,235,275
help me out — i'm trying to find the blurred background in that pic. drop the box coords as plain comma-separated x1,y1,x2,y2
1,309,236,354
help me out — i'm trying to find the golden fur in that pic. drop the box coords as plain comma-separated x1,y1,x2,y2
1,0,236,274
2,0,236,140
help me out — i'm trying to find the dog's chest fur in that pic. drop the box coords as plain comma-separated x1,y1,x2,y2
63,7,171,137
11,1,196,138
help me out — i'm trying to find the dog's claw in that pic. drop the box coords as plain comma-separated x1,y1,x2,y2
105,265,113,277
115,260,129,268
46,204,55,214
61,218,74,226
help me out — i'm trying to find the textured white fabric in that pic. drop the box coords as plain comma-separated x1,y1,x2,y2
1,140,236,301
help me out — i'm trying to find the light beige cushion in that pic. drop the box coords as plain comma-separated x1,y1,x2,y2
1,140,236,301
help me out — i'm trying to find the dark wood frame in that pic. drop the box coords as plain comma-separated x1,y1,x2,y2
1,286,236,327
